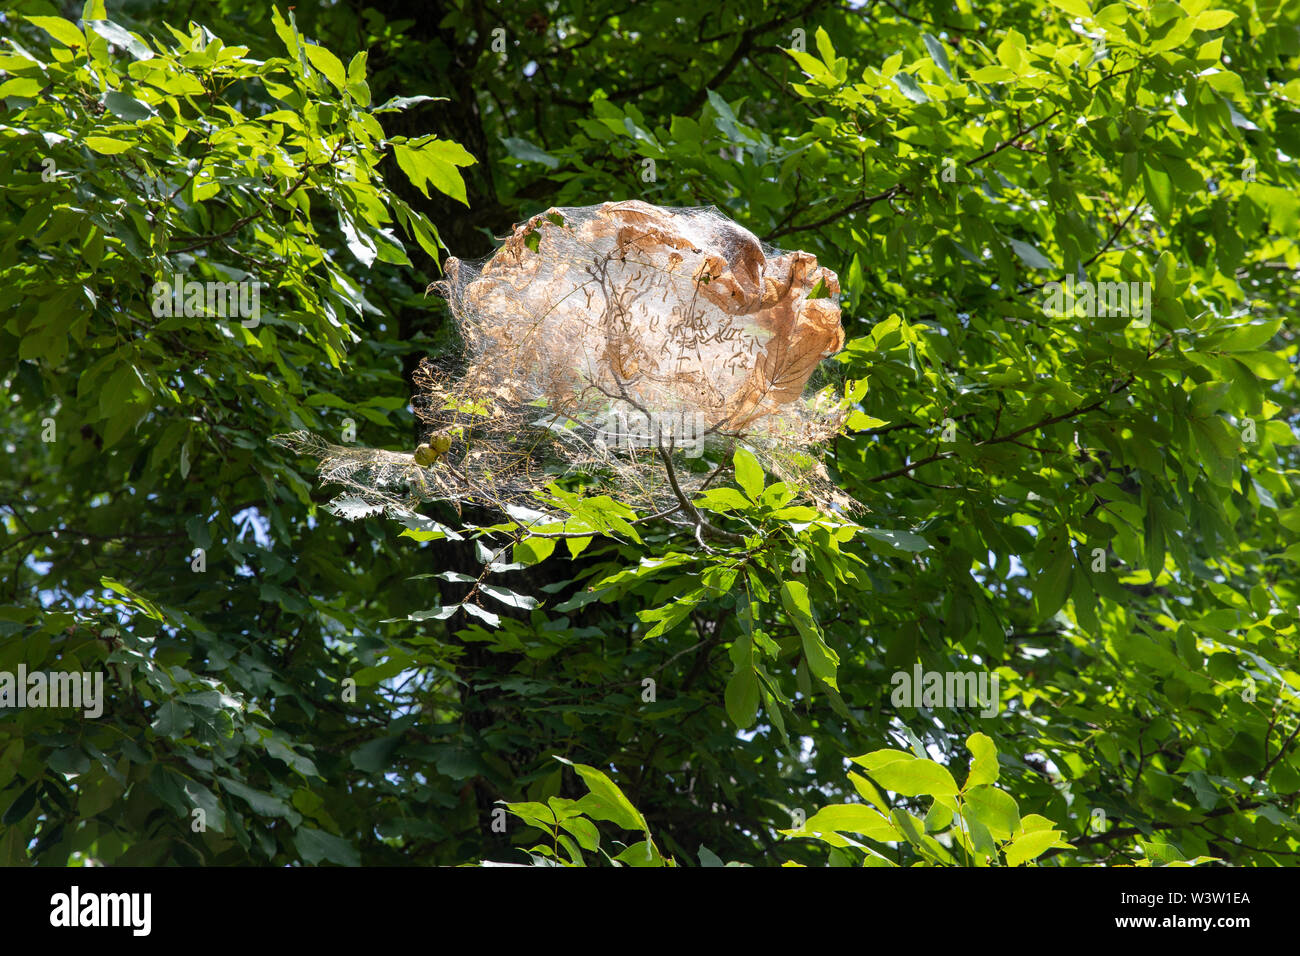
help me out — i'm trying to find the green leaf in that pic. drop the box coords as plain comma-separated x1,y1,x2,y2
1195,9,1236,30
694,487,753,512
48,748,91,776
2,784,38,826
83,136,133,155
814,26,837,68
0,78,43,98
1005,827,1068,866
559,758,648,833
734,447,764,500
102,91,154,121
1215,319,1281,352
402,605,459,621
698,845,724,867
781,580,839,691
864,528,931,553
725,666,760,728
151,700,193,737
181,780,226,833
462,603,501,627
706,90,753,141
852,750,960,797
1034,532,1074,618
347,51,368,85
352,651,414,686
845,410,888,431
218,778,294,819
800,803,899,840
100,576,164,620
295,827,360,866
892,72,928,103
87,20,153,59
305,44,348,91
351,736,401,773
964,785,1020,840
1008,239,1056,270
393,141,475,206
437,570,477,583
513,536,557,564
613,839,664,866
375,94,448,112
479,584,539,609
1143,160,1174,223
970,65,1016,83
559,815,601,852
1047,0,1092,18
964,732,999,788
923,34,952,79
501,136,559,169
25,16,86,49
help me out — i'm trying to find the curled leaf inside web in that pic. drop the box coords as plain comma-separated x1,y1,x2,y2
275,201,856,520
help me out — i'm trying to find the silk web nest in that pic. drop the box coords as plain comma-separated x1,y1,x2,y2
276,201,854,521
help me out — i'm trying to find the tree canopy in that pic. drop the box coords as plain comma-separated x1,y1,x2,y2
2,0,1299,867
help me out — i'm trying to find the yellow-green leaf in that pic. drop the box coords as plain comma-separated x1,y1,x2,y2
26,16,86,49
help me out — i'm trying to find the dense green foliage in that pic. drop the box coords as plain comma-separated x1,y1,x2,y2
2,0,1299,867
